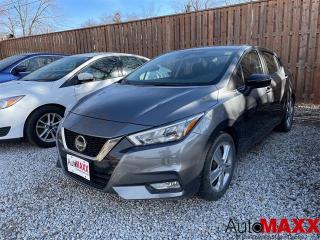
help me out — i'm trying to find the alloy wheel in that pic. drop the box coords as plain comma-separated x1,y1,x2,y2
209,142,233,192
36,113,62,143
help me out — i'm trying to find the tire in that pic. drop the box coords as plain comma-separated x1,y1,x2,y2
276,94,294,132
25,106,64,148
199,132,236,201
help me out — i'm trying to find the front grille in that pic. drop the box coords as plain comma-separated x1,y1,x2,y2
0,127,10,137
62,154,120,189
64,129,106,157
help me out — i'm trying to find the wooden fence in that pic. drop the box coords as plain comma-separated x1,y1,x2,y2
0,0,319,103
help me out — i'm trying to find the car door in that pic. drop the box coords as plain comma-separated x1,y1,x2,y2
234,50,272,151
74,57,123,100
260,50,286,122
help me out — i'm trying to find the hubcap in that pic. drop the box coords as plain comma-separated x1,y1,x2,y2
286,96,294,126
36,113,62,143
210,142,233,192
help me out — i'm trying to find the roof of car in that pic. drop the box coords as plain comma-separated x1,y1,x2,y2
174,45,252,53
72,52,148,59
19,52,67,56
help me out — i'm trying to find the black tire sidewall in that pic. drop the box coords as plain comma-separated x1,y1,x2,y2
200,132,236,201
25,106,64,148
285,98,294,130
277,96,294,132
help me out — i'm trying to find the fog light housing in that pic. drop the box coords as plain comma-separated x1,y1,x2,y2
150,181,181,190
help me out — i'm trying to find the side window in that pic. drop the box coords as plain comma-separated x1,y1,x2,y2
240,51,263,80
16,56,55,72
51,55,64,61
229,65,244,90
79,57,122,81
262,52,279,74
121,56,145,76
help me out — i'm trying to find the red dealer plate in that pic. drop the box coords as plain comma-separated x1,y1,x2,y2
67,154,90,180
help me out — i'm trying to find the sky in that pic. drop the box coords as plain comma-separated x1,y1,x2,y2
55,0,232,30
0,0,245,33
55,0,175,29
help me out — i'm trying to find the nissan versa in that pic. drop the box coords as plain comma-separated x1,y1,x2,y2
57,46,295,200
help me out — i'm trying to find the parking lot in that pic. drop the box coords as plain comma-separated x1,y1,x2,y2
0,105,319,239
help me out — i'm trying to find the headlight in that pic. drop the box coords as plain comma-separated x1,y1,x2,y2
128,113,204,146
0,95,25,109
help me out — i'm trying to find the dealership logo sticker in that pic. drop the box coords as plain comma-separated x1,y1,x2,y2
225,218,320,235
75,135,87,152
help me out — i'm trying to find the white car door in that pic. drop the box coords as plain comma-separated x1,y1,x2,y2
74,57,123,100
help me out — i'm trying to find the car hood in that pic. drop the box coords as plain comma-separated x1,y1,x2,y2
0,80,54,98
71,83,219,126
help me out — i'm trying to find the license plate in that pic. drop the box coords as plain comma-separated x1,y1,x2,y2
67,154,90,180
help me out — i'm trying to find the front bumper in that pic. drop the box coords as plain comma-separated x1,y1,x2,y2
57,128,209,200
0,104,27,140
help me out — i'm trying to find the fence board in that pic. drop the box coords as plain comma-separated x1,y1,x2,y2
0,0,319,103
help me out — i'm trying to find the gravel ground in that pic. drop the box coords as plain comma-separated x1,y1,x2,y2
0,105,319,239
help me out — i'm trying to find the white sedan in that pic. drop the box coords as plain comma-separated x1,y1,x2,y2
0,52,148,147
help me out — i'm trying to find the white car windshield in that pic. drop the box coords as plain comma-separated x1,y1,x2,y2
22,56,90,82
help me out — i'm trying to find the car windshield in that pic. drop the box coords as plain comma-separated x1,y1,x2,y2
123,49,237,86
21,56,90,82
0,54,26,71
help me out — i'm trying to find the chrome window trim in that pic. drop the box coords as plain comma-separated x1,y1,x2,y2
61,127,121,161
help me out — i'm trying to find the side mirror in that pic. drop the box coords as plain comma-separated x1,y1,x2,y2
246,74,271,88
12,65,28,76
77,72,94,82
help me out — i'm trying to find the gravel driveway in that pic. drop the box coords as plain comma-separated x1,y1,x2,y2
0,105,319,239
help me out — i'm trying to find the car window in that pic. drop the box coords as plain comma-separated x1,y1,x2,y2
240,51,263,80
51,55,64,61
16,56,58,72
229,65,244,90
262,52,279,74
79,57,122,81
0,54,26,71
22,56,90,82
120,56,145,76
124,49,237,86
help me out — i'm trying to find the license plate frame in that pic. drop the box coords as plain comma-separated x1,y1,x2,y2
67,154,90,181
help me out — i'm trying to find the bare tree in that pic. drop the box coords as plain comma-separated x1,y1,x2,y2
140,1,162,19
80,19,99,28
0,0,59,37
81,11,140,28
112,12,122,23
171,0,216,13
172,0,253,13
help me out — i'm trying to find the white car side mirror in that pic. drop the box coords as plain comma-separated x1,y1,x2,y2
77,72,94,82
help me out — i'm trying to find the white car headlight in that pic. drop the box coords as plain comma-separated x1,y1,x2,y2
0,95,25,109
128,113,204,146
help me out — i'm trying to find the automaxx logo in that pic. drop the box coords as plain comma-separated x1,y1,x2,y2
225,218,320,235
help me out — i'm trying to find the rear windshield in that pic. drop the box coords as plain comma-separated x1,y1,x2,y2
0,54,26,71
123,49,237,86
22,56,90,82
